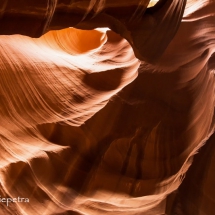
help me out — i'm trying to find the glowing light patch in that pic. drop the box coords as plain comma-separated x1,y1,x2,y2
148,0,160,8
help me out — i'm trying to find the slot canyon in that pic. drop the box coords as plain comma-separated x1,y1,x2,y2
0,0,214,214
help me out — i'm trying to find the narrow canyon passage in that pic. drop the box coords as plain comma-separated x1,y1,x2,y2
0,0,214,214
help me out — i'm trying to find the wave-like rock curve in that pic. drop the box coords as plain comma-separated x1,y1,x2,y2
0,0,214,214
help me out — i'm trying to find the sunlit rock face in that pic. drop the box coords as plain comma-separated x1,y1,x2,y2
0,0,215,214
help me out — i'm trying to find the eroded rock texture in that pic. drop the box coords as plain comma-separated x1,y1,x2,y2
0,0,214,214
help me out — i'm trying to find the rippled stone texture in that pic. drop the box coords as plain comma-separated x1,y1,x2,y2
0,0,214,214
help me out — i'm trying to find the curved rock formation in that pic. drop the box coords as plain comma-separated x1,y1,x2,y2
0,0,214,214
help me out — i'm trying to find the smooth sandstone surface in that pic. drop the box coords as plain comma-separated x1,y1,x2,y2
0,0,214,214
